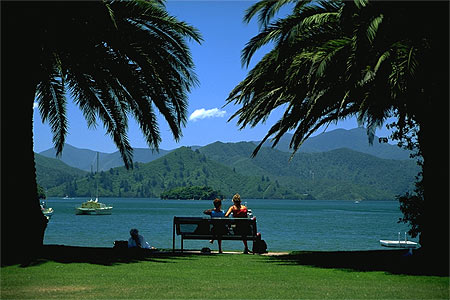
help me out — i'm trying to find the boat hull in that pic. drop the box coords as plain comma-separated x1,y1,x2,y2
41,207,54,220
379,240,419,249
75,207,113,215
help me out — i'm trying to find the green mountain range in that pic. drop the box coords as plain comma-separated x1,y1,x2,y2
35,153,87,189
260,127,412,160
198,141,418,200
38,128,412,172
42,147,304,199
39,143,170,172
36,142,419,200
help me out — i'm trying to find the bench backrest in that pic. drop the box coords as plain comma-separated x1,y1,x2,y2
173,217,257,239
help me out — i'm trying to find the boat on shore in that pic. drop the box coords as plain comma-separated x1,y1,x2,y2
75,198,113,215
379,240,419,248
380,232,419,255
41,201,54,219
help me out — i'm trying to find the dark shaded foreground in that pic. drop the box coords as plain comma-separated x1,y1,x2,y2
266,249,448,277
2,245,448,277
1,245,201,267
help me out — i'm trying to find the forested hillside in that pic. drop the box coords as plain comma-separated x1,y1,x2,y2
260,127,412,160
199,142,418,200
38,145,419,200
44,147,305,199
35,153,87,189
38,128,412,172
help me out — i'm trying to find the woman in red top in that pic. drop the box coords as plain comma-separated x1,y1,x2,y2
225,193,250,254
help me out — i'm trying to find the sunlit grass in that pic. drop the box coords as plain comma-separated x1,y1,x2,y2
1,253,448,299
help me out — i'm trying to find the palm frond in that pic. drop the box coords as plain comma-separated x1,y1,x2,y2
300,11,339,29
34,1,201,168
312,37,351,78
406,46,418,79
353,0,369,9
36,53,68,156
104,2,118,29
232,0,433,157
244,0,301,29
241,23,285,67
374,50,391,73
366,14,383,44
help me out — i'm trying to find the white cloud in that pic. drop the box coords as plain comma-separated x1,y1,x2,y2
33,102,38,109
189,108,226,121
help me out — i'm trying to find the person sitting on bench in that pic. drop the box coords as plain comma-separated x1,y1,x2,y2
225,194,251,254
203,198,226,253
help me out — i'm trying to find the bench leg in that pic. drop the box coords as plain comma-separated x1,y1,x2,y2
181,238,184,253
172,222,175,253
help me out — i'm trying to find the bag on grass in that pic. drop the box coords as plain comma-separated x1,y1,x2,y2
114,240,128,249
252,239,268,254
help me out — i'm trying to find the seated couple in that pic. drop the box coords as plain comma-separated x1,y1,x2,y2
203,193,251,254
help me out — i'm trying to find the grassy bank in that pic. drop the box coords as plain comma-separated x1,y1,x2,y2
1,246,448,299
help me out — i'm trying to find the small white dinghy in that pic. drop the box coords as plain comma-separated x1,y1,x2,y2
380,232,420,255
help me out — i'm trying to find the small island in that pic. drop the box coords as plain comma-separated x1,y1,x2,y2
160,186,224,200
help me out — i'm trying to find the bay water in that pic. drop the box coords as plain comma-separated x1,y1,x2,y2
43,198,416,251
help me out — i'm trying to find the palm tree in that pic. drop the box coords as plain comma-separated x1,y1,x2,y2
227,0,448,262
1,0,202,264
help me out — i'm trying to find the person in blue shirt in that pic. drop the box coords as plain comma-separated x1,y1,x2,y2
203,198,226,253
128,228,151,249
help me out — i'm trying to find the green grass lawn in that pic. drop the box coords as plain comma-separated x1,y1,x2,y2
1,247,449,299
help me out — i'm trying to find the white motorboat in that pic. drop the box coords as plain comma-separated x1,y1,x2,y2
379,240,419,248
380,232,420,255
75,198,112,215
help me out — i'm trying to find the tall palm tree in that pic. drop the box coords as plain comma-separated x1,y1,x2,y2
227,0,448,262
1,0,202,264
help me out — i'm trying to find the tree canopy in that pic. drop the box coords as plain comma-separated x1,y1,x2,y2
227,0,444,157
1,0,201,264
32,0,202,168
160,185,224,200
227,0,448,260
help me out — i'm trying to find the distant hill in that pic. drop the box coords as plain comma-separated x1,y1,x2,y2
39,144,99,171
45,147,304,200
259,127,413,160
41,144,419,200
35,153,87,190
199,141,419,200
36,127,419,200
38,128,412,172
39,144,171,171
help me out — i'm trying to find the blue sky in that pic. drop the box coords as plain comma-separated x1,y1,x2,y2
33,1,393,154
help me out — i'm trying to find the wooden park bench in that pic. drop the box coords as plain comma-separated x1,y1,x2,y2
172,216,258,252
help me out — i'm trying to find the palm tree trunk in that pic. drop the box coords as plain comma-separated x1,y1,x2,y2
418,127,449,271
1,86,48,265
1,3,48,265
417,52,449,271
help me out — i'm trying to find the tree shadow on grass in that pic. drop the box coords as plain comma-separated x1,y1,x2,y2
12,245,201,267
265,249,448,277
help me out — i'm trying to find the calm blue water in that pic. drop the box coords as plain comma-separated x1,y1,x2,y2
43,198,416,251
